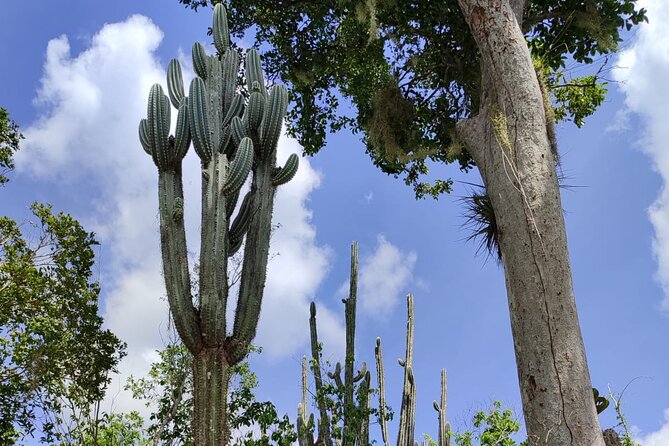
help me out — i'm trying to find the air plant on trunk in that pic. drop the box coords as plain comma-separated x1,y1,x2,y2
138,4,299,445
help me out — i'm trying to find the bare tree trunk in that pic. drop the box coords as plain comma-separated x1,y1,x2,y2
456,0,604,444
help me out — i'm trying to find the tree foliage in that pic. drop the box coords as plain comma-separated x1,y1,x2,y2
0,107,23,185
0,203,126,443
178,0,645,198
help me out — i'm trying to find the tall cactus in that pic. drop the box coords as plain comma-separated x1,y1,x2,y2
300,244,450,446
139,4,299,445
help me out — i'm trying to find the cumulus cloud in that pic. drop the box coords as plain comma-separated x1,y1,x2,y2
614,0,669,312
636,408,669,446
336,235,417,317
18,15,337,413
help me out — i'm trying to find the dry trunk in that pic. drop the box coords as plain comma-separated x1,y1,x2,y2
456,0,604,444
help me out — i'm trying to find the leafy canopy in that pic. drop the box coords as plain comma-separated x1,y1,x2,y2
0,107,23,185
0,203,126,443
179,0,646,198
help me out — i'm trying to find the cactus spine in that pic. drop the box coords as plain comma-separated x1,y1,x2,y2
301,245,450,446
138,4,299,445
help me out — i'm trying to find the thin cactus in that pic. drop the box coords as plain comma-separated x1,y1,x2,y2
301,246,447,446
309,302,333,446
343,242,359,446
375,338,390,446
138,5,299,445
298,356,316,446
433,369,451,446
397,294,416,446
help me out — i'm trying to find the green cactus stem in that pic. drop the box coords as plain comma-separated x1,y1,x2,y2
273,153,299,186
223,137,253,195
396,294,416,446
308,302,333,446
375,337,391,446
343,242,359,446
167,59,184,109
138,4,299,445
212,3,229,54
188,78,212,162
298,356,316,446
433,369,451,446
192,42,209,80
245,49,266,95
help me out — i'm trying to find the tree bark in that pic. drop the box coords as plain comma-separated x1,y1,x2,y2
192,347,231,446
456,0,604,444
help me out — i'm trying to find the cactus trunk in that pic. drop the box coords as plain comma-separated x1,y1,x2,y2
140,5,299,445
192,348,231,446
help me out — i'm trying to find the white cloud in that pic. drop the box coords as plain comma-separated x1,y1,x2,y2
636,408,669,446
614,0,669,313
343,235,417,317
17,15,338,413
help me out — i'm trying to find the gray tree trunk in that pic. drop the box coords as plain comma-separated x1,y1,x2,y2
456,0,605,444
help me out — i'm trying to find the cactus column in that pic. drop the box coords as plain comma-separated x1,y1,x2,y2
139,5,299,445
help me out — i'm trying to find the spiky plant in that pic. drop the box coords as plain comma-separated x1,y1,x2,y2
300,243,451,446
139,4,299,445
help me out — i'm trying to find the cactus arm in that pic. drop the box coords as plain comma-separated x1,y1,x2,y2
228,191,253,242
309,302,333,446
167,59,185,109
223,93,244,127
299,353,314,446
245,48,266,96
259,85,288,159
188,78,213,163
327,362,344,390
220,50,240,112
213,152,231,343
358,371,371,446
157,168,202,353
243,92,266,139
192,42,209,80
228,154,276,363
139,119,152,155
375,337,391,446
199,154,224,346
174,100,191,161
223,137,253,195
434,369,451,446
198,49,229,347
147,84,171,169
212,3,230,55
342,242,358,446
230,116,247,147
272,153,299,186
225,188,241,220
397,294,416,446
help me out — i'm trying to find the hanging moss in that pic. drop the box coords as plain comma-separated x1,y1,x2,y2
366,82,416,164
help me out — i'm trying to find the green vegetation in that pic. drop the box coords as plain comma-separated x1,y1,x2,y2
0,114,126,444
0,107,22,185
178,0,645,199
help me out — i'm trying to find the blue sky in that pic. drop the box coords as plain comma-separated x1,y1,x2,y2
2,0,669,444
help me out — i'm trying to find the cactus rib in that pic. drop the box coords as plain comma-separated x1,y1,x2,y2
260,85,288,158
272,153,299,186
212,3,230,54
223,137,253,195
192,42,209,80
188,78,212,162
167,59,185,109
